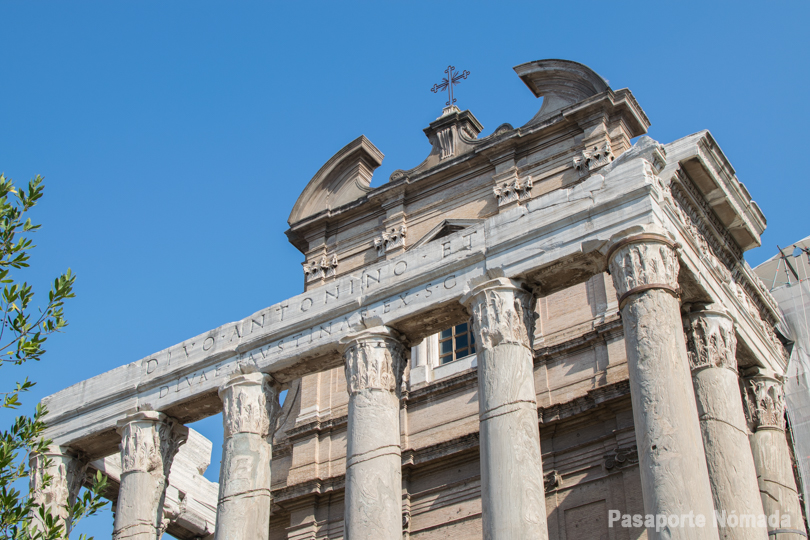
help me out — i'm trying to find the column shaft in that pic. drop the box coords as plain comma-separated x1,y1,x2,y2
215,372,277,540
684,309,768,540
608,234,719,540
113,411,187,540
341,326,406,540
462,277,547,540
746,374,807,540
29,446,85,537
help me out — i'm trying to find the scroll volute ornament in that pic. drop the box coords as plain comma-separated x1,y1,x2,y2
342,328,407,395
606,234,680,308
683,310,738,372
461,277,536,350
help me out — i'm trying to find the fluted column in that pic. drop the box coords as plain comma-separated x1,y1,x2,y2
340,326,407,540
113,411,188,540
29,446,86,537
607,233,719,540
461,277,547,540
683,308,768,540
215,372,279,540
745,372,807,539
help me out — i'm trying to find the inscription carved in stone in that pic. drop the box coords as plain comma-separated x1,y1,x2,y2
683,311,737,372
746,376,786,431
464,279,535,350
607,238,679,300
573,142,614,177
343,331,407,395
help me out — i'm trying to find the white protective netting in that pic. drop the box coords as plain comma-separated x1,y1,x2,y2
772,279,810,521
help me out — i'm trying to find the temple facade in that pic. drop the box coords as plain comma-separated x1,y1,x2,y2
31,59,804,540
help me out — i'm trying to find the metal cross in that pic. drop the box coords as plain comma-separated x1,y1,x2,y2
431,65,470,107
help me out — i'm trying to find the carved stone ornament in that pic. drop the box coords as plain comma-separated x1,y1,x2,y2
493,168,533,207
543,470,562,493
117,411,188,477
730,278,787,361
746,376,786,431
303,253,338,283
461,277,536,350
604,446,639,470
342,328,407,395
606,235,679,307
573,141,614,177
437,127,455,159
374,224,407,257
219,372,277,438
29,447,86,527
683,310,737,372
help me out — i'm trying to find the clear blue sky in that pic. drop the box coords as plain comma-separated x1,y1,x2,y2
2,2,808,537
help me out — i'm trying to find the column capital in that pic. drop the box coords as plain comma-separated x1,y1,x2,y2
606,233,680,308
744,371,786,431
340,326,407,395
460,276,535,350
29,445,86,532
218,372,277,438
683,307,738,372
116,411,188,475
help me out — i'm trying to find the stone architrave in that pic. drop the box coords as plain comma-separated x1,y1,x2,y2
113,411,188,540
340,326,407,540
607,232,719,540
29,446,86,537
461,277,548,540
215,372,279,540
745,373,807,539
683,308,768,540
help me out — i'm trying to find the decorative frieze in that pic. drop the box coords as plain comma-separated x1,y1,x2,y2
573,142,614,177
746,376,786,431
493,167,533,207
604,446,639,470
374,225,407,257
683,310,737,372
606,235,679,306
343,329,407,395
462,278,535,350
303,254,338,283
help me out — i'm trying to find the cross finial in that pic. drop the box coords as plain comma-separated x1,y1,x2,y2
431,65,470,107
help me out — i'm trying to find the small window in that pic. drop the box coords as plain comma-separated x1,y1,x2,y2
439,322,476,365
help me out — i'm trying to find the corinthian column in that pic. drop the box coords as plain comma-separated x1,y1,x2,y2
745,372,807,540
683,308,767,540
607,233,719,540
461,277,547,540
215,372,279,540
340,326,407,540
113,411,188,540
29,446,86,537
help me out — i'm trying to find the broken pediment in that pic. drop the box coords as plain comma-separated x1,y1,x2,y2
288,135,383,226
513,59,610,125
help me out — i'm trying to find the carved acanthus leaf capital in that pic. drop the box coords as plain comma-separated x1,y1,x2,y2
341,327,407,395
117,411,188,477
745,375,786,431
461,277,536,350
29,446,86,523
492,167,533,207
219,372,276,438
683,310,738,372
607,235,680,305
374,225,407,256
573,141,614,177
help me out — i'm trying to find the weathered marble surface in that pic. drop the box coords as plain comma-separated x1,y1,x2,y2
29,446,85,536
341,326,406,540
462,277,547,540
684,308,768,540
215,372,278,540
609,232,719,540
113,411,188,540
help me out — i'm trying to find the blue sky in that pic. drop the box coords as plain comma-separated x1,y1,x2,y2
2,2,808,537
